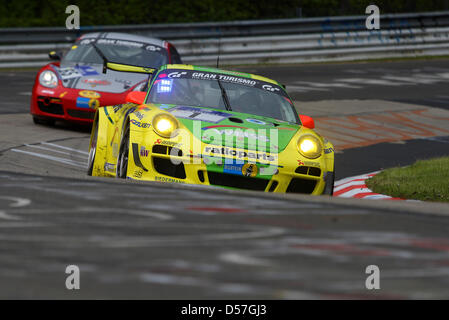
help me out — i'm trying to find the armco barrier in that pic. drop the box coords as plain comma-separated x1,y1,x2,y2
1,11,449,68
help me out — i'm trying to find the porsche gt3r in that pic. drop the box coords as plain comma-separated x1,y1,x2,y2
88,64,335,195
30,32,182,125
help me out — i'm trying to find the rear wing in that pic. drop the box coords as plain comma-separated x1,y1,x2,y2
105,62,157,75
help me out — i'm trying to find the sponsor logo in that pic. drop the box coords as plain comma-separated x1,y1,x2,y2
155,176,185,184
154,139,181,147
41,89,55,95
59,91,68,98
79,90,101,99
262,84,280,92
134,111,145,120
242,163,258,177
130,119,151,128
324,147,334,154
82,79,111,87
204,146,276,162
104,162,115,173
140,146,149,157
168,71,187,78
133,169,143,178
191,72,257,86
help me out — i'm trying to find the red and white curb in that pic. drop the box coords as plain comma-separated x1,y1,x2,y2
333,171,404,200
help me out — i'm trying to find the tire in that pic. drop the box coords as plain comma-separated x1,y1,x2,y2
87,119,98,176
33,116,55,126
116,122,130,179
323,170,335,196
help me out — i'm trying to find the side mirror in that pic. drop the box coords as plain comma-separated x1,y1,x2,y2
126,91,146,105
299,114,315,129
48,51,62,60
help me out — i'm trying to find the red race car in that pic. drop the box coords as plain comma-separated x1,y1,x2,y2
30,32,182,125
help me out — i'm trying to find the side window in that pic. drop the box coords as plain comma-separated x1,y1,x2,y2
169,45,182,64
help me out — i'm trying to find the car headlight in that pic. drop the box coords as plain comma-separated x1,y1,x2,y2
39,70,58,88
153,113,178,138
297,135,322,159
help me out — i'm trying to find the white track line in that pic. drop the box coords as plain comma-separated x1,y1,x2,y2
25,144,87,159
11,149,86,168
41,142,89,155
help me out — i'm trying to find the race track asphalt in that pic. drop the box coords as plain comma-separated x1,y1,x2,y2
1,58,449,299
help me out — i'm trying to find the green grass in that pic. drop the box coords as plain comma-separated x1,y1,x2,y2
366,156,449,202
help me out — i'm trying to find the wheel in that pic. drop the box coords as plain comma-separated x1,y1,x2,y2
323,170,335,196
116,122,130,179
87,119,98,176
33,116,55,126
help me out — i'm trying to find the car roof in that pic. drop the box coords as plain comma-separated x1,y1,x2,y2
160,64,281,86
78,32,166,47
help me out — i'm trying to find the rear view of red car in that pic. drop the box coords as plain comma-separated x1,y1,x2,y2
30,32,182,125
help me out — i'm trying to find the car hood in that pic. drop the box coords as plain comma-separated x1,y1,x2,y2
157,104,300,153
52,63,149,93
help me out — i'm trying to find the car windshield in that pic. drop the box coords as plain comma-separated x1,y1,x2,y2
147,70,299,123
63,38,168,68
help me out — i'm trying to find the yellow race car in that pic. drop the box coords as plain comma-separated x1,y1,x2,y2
87,64,335,195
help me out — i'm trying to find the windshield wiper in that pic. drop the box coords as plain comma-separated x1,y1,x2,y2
216,78,232,111
91,43,108,74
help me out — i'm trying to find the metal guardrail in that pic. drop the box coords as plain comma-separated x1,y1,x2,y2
1,11,449,68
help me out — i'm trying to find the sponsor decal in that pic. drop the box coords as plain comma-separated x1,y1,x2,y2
305,161,320,167
130,119,151,128
79,90,101,99
41,89,55,95
59,91,68,98
204,146,276,162
259,166,278,176
223,163,243,175
246,118,266,125
155,176,185,184
113,105,125,113
76,97,90,108
133,169,143,178
298,159,320,167
241,163,258,177
167,71,188,78
140,146,149,157
112,143,119,158
89,99,100,109
169,106,231,124
324,147,334,154
262,84,281,92
154,139,182,147
191,72,257,86
55,66,98,80
82,79,111,87
134,111,144,120
104,162,115,173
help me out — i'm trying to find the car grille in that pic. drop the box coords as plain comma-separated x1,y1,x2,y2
67,109,95,120
37,96,64,115
207,171,269,191
286,178,317,194
152,157,186,179
295,166,321,177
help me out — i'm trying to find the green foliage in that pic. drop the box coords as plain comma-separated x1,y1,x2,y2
0,0,448,28
366,156,449,202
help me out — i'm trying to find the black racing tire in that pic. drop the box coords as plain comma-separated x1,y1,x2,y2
116,122,130,179
87,119,98,176
323,170,335,196
32,116,55,126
